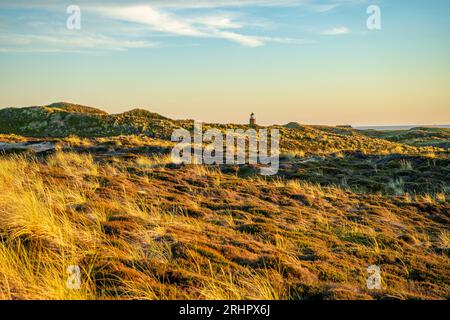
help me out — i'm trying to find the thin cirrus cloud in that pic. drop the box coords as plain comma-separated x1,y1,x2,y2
138,0,304,9
311,4,340,12
0,31,156,53
0,1,361,52
0,0,306,9
97,5,271,47
321,26,350,35
93,1,359,46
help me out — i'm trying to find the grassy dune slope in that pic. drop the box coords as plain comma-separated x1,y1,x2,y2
360,127,450,149
0,104,448,300
0,151,448,300
0,102,444,156
0,103,178,139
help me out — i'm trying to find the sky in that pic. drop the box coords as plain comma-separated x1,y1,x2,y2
0,0,449,126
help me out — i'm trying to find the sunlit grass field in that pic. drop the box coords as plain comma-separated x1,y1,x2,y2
0,147,448,300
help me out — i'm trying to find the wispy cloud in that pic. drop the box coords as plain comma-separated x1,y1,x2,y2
0,0,306,10
0,33,155,52
0,1,362,52
96,5,294,47
189,14,244,30
321,26,350,35
215,31,264,47
99,6,206,37
149,0,305,9
310,4,340,12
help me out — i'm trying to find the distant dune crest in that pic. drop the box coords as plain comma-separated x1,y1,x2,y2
0,102,448,151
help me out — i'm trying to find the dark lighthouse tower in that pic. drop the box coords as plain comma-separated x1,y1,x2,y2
249,113,256,127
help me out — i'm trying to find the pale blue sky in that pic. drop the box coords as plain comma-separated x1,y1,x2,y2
0,0,449,125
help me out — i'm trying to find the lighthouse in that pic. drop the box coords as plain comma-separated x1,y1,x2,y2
249,113,256,126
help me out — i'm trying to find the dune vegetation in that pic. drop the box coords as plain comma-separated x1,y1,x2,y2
0,103,448,300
